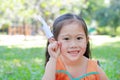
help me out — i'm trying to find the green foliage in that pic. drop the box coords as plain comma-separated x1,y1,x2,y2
96,27,114,35
94,0,120,32
0,24,9,30
81,0,104,23
116,26,120,35
81,0,120,35
0,0,37,24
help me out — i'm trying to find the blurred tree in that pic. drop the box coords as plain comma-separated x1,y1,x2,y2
0,0,39,24
0,0,38,34
94,0,120,35
80,0,104,24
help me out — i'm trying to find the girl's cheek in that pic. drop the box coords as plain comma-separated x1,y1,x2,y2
60,43,67,53
60,41,67,48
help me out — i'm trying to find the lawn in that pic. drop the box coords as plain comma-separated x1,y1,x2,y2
90,35,120,80
0,35,120,80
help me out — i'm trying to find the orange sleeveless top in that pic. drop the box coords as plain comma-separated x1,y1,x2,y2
56,58,100,80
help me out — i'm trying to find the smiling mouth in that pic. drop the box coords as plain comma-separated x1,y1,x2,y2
68,50,80,56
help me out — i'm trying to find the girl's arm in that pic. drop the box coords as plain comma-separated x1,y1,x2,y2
97,65,109,80
42,39,61,80
42,58,57,80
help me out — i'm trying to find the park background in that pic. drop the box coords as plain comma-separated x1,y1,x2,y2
0,0,120,80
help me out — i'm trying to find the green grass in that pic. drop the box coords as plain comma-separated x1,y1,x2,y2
0,36,120,80
91,41,120,80
0,46,45,80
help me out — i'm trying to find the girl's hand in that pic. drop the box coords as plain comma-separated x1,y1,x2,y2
48,38,61,59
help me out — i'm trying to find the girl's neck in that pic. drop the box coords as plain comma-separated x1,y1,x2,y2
61,56,88,67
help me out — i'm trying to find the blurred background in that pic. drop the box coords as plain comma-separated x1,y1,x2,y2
0,0,120,80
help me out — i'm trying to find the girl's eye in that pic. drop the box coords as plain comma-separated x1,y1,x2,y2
77,37,83,40
63,37,69,40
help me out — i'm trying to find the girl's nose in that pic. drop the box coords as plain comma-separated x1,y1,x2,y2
69,40,78,48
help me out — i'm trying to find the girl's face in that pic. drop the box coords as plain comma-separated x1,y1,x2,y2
57,22,88,62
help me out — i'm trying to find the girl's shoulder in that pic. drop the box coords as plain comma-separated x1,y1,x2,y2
87,59,99,72
87,59,109,80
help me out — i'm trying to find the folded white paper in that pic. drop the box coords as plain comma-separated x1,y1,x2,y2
35,15,53,39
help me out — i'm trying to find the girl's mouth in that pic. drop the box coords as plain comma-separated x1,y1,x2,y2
68,50,80,56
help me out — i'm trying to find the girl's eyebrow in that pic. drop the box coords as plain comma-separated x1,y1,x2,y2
59,35,69,37
59,33,85,37
76,34,85,36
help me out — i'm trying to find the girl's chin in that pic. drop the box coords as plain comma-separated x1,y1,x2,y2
69,57,79,61
65,56,81,62
61,53,83,62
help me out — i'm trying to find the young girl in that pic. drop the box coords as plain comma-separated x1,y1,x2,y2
42,13,108,80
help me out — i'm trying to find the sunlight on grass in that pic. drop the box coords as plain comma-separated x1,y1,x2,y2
33,58,43,64
0,35,47,48
90,35,120,46
13,59,22,67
